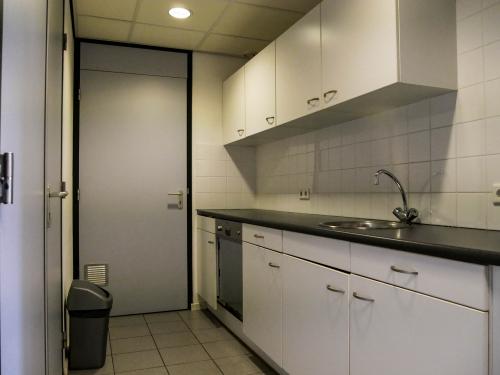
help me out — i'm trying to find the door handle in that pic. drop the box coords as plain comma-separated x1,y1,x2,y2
168,190,183,209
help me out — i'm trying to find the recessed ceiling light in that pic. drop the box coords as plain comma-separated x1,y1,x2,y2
169,7,191,19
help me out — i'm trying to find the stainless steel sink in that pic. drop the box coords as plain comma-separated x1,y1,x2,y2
319,219,411,230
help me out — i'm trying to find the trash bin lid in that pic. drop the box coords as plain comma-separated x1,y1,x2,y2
67,280,113,311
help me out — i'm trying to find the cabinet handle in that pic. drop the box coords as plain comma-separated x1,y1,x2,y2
353,292,375,303
307,97,320,105
266,116,275,125
237,129,245,136
207,240,214,244
268,262,280,268
326,285,345,294
323,89,338,102
390,265,418,275
254,234,265,239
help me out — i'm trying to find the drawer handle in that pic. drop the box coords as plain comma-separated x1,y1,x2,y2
207,240,214,244
254,234,265,239
390,265,418,275
323,89,338,102
307,97,320,105
266,116,275,125
268,262,280,269
353,292,375,303
237,129,245,137
326,285,345,294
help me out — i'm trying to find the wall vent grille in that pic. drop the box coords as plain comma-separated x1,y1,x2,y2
84,264,109,286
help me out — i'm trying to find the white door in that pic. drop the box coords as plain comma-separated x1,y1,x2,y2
197,229,217,309
79,65,188,315
350,275,489,375
245,41,276,136
283,255,349,375
223,67,246,143
321,0,398,108
276,4,322,125
243,243,283,366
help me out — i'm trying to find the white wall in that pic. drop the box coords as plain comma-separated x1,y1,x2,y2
191,52,256,305
255,0,500,230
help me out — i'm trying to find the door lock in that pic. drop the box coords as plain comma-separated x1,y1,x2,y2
168,190,184,209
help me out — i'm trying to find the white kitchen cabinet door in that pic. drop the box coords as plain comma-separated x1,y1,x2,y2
243,243,283,366
276,4,322,125
223,67,245,144
197,229,217,310
350,275,488,375
283,255,349,375
245,41,276,136
321,0,398,108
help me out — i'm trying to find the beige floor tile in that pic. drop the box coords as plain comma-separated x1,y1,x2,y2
203,340,250,359
115,367,168,375
178,309,208,321
69,355,113,375
148,320,188,334
215,355,263,375
153,331,198,348
110,324,150,340
111,335,156,354
110,315,146,327
144,311,182,323
193,327,233,343
183,315,219,331
159,344,210,365
167,360,222,375
113,350,163,373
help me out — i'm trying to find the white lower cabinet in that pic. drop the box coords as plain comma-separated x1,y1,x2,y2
197,229,217,310
243,242,283,366
283,255,349,375
350,274,489,375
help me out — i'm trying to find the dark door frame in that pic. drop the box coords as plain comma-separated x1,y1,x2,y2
72,39,194,306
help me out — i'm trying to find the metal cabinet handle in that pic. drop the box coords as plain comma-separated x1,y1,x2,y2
353,292,375,303
237,129,245,136
207,240,215,244
326,285,345,294
268,262,280,268
254,234,265,239
390,265,418,275
266,116,275,125
307,97,320,105
323,89,338,102
168,190,184,209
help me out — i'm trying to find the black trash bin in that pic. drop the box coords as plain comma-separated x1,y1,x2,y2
67,280,113,370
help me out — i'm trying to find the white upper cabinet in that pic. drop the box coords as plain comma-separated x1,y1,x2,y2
222,66,245,144
245,42,276,136
321,0,398,108
275,4,322,126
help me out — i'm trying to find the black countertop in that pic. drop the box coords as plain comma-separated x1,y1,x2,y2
197,209,500,265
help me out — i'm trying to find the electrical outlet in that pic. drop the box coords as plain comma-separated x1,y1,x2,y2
299,188,311,200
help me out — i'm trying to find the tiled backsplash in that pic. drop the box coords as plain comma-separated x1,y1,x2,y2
255,0,500,229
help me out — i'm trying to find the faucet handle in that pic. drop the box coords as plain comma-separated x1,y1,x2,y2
392,207,406,222
406,208,419,223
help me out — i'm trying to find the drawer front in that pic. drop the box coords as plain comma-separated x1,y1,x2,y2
243,224,283,251
283,231,350,271
351,243,489,311
197,215,215,233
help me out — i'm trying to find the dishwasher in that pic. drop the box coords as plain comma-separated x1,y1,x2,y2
216,219,243,321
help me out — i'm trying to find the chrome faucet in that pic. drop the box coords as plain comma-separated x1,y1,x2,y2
373,169,419,224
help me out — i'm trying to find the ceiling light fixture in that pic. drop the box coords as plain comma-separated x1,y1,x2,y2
169,7,191,19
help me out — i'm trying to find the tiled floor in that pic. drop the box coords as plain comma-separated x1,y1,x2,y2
69,309,277,375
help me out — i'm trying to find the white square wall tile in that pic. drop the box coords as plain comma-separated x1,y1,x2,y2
457,156,487,192
407,99,430,133
457,193,488,228
485,41,500,80
457,13,483,53
370,138,392,166
431,126,456,160
486,154,500,187
454,83,485,124
486,116,500,154
483,3,500,44
409,193,432,224
409,131,430,162
458,48,484,88
391,135,409,164
431,193,458,226
431,159,457,193
456,120,486,157
457,0,483,20
409,162,431,193
487,199,500,229
430,92,457,128
485,79,500,117
484,0,500,8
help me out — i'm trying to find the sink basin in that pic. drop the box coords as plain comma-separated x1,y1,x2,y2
319,219,411,230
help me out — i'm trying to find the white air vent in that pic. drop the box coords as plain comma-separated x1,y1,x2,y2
84,264,109,286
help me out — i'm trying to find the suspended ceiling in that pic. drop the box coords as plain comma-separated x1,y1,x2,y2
72,0,321,57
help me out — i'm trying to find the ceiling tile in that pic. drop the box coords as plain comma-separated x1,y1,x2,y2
199,34,269,57
235,0,320,13
136,0,228,32
75,0,138,21
213,3,302,41
77,16,132,41
130,24,205,50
